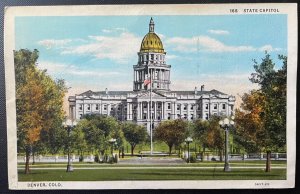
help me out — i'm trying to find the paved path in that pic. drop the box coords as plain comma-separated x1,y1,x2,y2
118,157,185,165
17,166,286,170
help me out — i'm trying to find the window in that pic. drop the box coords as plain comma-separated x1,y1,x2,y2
222,104,226,109
191,114,194,120
191,105,194,110
143,103,147,108
177,114,181,119
205,113,209,120
151,54,154,60
184,114,187,119
96,104,99,110
80,114,83,119
79,104,82,110
214,104,217,110
143,113,147,120
104,105,107,110
111,107,114,111
118,106,120,111
168,113,171,120
184,105,187,110
87,104,90,111
167,103,171,109
177,104,180,110
205,104,209,110
197,105,201,110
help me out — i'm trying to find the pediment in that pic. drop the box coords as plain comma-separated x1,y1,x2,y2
136,91,166,99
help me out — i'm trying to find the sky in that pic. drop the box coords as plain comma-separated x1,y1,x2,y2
15,15,287,104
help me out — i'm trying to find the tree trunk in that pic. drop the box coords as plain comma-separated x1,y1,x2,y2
219,149,223,162
168,144,172,156
122,147,124,158
266,151,271,172
25,149,30,174
32,149,35,165
131,145,135,156
203,146,206,161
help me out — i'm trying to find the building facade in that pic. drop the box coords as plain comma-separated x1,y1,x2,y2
68,18,236,132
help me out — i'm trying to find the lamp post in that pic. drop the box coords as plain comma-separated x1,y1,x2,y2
219,116,234,172
108,138,116,156
63,119,77,172
185,137,193,163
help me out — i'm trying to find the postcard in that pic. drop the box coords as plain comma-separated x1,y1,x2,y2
4,4,297,189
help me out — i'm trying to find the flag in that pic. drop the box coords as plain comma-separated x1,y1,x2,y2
144,78,151,86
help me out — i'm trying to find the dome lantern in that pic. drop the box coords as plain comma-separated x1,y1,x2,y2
149,17,155,33
140,18,164,53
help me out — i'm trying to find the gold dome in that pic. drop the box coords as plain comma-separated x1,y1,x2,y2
140,18,164,53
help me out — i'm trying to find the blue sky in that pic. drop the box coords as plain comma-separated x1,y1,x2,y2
15,15,287,100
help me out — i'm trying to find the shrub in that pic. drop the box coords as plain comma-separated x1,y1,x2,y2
190,153,197,163
79,155,84,162
113,154,119,163
94,154,100,163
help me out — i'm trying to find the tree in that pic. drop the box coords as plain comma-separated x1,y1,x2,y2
154,119,188,155
15,49,66,174
80,115,121,157
236,53,287,172
235,90,266,153
71,125,87,159
193,119,210,158
122,122,148,156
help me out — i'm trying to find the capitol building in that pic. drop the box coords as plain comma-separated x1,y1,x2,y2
68,18,235,132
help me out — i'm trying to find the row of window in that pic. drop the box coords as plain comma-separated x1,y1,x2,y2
78,103,228,112
139,54,165,63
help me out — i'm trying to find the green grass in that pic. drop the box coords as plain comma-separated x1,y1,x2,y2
18,168,286,181
17,160,286,168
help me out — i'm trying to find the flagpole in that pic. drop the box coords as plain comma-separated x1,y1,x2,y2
150,70,153,155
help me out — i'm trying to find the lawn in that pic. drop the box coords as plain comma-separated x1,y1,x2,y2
18,160,286,181
18,168,286,181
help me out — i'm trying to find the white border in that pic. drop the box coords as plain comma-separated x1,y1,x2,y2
5,4,297,189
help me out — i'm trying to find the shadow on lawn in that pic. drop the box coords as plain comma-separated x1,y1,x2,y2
130,170,282,178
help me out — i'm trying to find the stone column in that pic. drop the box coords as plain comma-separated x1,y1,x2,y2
187,104,190,120
154,101,157,120
126,103,130,120
107,104,111,116
130,103,133,120
172,102,176,119
140,102,143,120
147,101,150,120
194,104,197,119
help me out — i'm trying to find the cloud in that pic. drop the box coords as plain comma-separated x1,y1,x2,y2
171,73,259,108
258,44,282,52
102,27,127,33
166,36,256,53
36,61,121,77
208,29,230,35
61,32,141,64
37,39,72,49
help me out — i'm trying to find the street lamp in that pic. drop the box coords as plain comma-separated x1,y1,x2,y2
185,137,193,163
219,116,235,172
108,138,116,156
63,119,77,172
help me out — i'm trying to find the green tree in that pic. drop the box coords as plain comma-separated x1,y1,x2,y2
237,53,287,172
15,49,66,174
193,119,210,158
122,122,148,156
79,115,121,157
154,119,188,155
71,125,87,159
